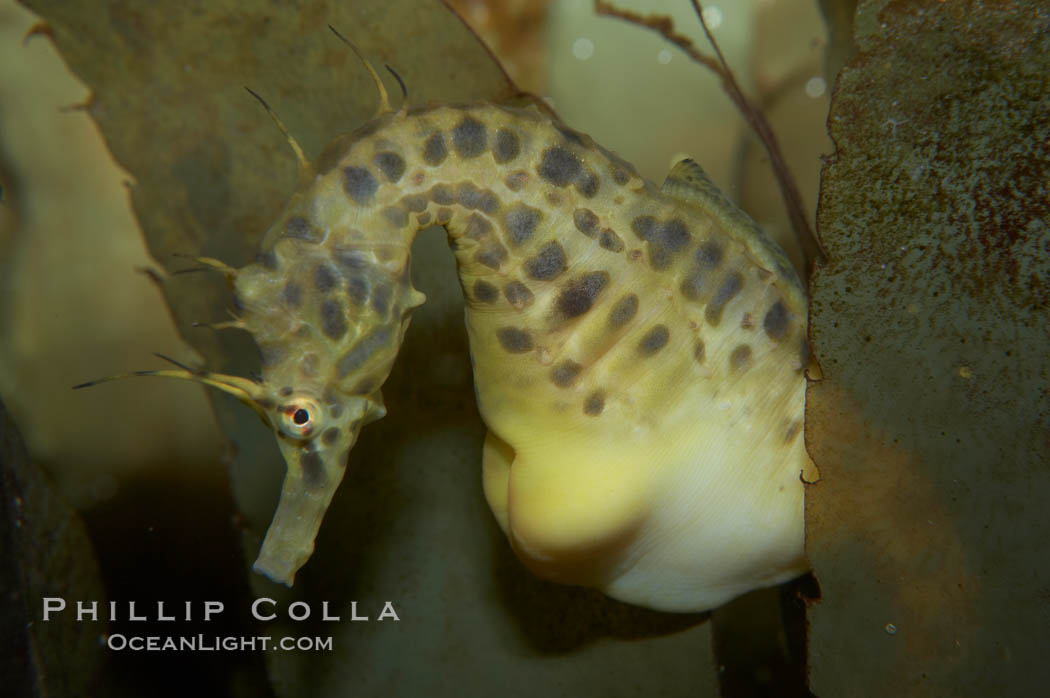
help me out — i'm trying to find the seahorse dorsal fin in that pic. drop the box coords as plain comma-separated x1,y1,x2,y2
663,158,806,300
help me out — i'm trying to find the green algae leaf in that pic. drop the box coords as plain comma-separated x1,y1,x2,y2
807,1,1050,694
19,1,720,695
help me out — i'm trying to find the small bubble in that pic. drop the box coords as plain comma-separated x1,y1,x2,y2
572,37,595,61
885,623,898,635
805,76,827,98
657,49,672,64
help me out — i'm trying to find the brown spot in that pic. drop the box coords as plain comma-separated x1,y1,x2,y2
631,216,691,270
430,184,454,205
315,271,348,305
538,146,581,186
402,194,427,212
599,229,624,252
608,294,638,327
494,128,521,163
320,299,347,339
475,242,509,270
638,325,670,355
730,344,753,371
423,131,447,165
301,450,327,489
457,182,500,214
763,300,790,341
496,327,533,353
504,280,534,308
322,427,340,446
371,282,392,314
524,241,567,280
784,419,803,444
706,272,743,325
551,360,582,387
697,241,724,268
346,276,368,305
583,390,605,416
465,214,494,240
279,386,294,397
741,312,755,330
374,151,405,182
473,279,498,303
555,123,586,146
436,207,453,224
680,265,705,300
281,281,302,307
573,208,599,237
343,166,378,204
555,271,609,319
383,206,409,228
256,250,278,270
694,340,706,364
576,171,599,198
417,212,432,226
505,170,529,191
452,116,487,158
504,204,543,245
284,215,320,242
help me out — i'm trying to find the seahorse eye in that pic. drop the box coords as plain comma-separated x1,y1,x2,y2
276,396,323,439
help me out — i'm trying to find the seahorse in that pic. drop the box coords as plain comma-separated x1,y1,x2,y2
81,59,814,613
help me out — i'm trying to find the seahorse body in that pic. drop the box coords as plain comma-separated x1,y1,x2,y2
229,102,810,612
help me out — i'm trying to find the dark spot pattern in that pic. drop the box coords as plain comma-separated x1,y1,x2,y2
301,450,327,489
402,194,427,212
706,272,743,325
475,243,509,270
423,132,447,165
374,151,405,182
347,276,368,305
505,171,528,191
322,427,340,446
320,299,347,340
314,264,338,293
694,339,706,364
573,208,599,237
612,167,630,185
730,344,753,371
524,241,567,280
343,166,378,204
281,281,302,307
631,216,691,270
284,215,319,242
457,182,500,214
680,266,705,300
784,420,803,444
583,390,605,416
550,360,582,387
638,325,670,355
473,279,498,303
338,326,394,377
430,184,454,205
697,241,724,268
538,146,581,186
333,247,367,270
465,214,494,240
383,206,409,227
504,280,534,308
496,327,533,353
555,123,586,146
555,271,609,319
494,128,520,163
279,386,294,397
763,301,790,341
599,229,624,252
505,204,543,245
453,116,488,158
608,294,639,327
576,171,599,198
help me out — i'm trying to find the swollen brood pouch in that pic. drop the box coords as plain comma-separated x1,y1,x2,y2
80,49,813,613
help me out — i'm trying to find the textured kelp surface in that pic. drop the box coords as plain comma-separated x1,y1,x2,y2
19,0,717,695
808,1,1050,694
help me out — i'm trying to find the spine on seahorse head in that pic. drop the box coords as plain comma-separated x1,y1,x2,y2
235,101,810,606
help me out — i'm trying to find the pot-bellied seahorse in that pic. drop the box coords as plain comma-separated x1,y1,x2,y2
80,57,814,613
